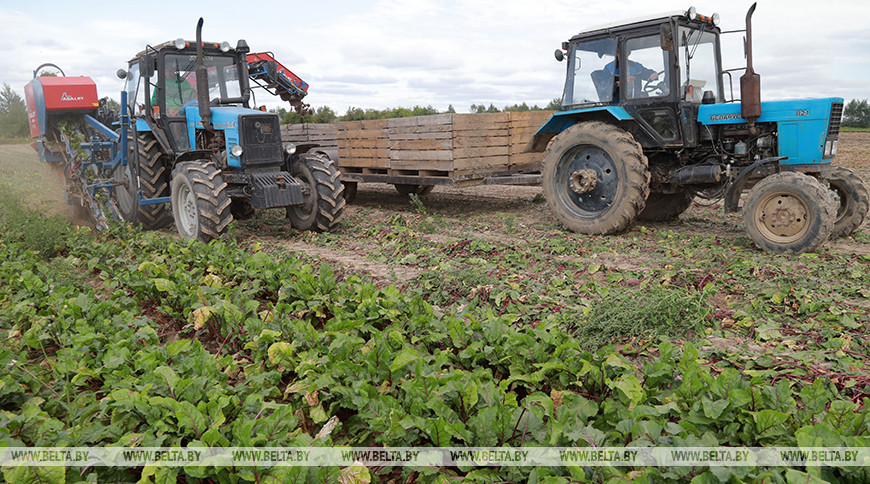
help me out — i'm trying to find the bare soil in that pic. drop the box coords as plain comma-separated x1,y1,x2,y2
1,133,868,288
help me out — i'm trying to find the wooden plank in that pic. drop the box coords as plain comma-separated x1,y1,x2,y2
509,152,546,172
390,150,453,162
454,146,509,159
453,135,510,149
453,112,509,129
339,148,391,159
390,139,452,151
390,158,455,171
388,114,452,128
389,131,453,141
388,124,453,135
338,157,390,169
452,156,511,173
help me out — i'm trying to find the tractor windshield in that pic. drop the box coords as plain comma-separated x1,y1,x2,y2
163,54,242,116
678,26,721,103
563,38,617,106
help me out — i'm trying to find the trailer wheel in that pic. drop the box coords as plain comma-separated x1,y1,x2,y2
742,172,835,254
342,181,358,204
170,162,233,243
826,165,869,238
637,190,694,222
286,153,346,232
394,184,434,196
542,121,649,234
115,132,172,229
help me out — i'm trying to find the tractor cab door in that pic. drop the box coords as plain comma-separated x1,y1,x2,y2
618,29,683,148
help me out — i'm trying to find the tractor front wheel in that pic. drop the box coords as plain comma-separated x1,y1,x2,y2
542,121,650,234
826,165,869,238
170,162,233,242
286,153,346,231
742,172,835,254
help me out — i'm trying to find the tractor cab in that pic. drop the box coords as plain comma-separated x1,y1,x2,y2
559,9,722,149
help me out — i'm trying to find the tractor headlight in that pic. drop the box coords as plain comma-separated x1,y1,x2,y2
832,140,838,156
284,142,297,155
687,6,698,20
824,140,835,157
220,41,232,52
175,38,186,50
230,145,243,157
711,13,720,26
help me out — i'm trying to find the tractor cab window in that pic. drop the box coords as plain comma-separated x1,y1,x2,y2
124,63,148,116
564,38,617,105
678,26,721,103
623,35,669,99
162,54,243,116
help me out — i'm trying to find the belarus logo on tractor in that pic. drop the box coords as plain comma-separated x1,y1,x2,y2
25,19,345,243
527,4,868,254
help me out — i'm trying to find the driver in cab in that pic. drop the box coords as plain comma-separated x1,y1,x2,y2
605,48,659,100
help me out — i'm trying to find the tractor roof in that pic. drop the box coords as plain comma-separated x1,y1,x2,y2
569,8,718,41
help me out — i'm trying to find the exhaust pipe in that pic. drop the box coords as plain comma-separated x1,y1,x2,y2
740,3,761,130
195,18,212,128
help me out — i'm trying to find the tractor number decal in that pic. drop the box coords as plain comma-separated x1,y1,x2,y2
795,109,809,117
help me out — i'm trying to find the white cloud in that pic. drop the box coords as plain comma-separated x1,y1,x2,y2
1,0,868,114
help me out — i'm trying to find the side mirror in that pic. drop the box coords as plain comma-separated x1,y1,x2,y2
554,49,565,62
116,69,128,80
660,23,674,51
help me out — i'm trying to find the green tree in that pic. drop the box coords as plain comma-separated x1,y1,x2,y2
843,99,870,128
545,97,562,111
0,83,29,140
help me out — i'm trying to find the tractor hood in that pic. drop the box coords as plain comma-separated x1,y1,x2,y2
700,97,844,166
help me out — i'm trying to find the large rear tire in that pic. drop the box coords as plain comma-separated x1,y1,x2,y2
826,165,869,238
170,162,233,243
742,172,835,254
115,132,173,229
637,190,694,222
286,153,346,232
542,121,649,234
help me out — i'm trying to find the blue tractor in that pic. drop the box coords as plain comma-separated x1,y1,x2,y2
114,19,345,241
526,4,868,253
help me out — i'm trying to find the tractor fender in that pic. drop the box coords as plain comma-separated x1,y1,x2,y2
524,106,634,153
723,156,786,213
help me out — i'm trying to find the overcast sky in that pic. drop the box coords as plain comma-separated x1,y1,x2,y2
1,0,868,114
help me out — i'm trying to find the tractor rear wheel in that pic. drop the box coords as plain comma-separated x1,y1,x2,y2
286,153,346,232
394,184,434,196
826,165,869,238
115,132,173,229
742,172,836,254
637,190,694,222
542,121,649,234
170,162,233,242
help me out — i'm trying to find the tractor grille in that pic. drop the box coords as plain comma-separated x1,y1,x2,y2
240,114,284,166
828,102,844,138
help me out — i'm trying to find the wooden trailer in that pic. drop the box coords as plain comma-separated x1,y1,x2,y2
282,111,553,197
